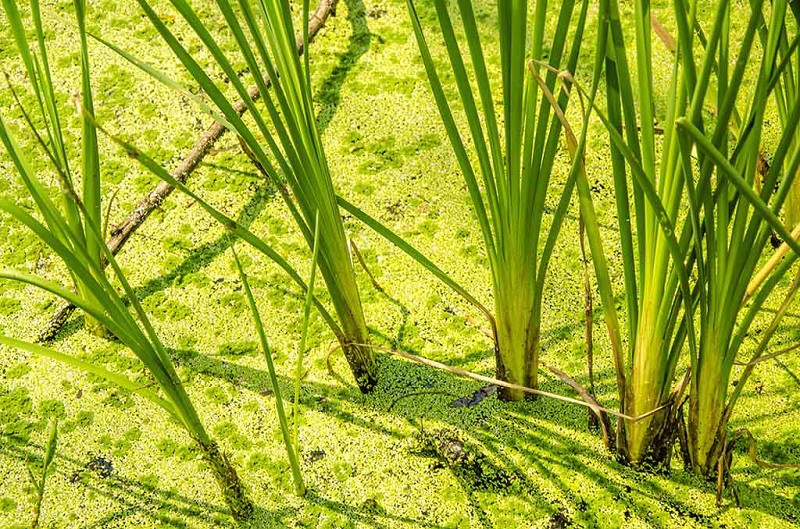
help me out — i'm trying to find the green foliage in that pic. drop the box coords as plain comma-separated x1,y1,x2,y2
37,399,65,420
580,0,800,473
100,0,377,391
772,7,800,227
213,421,252,451
5,363,30,379
141,292,192,321
0,0,108,335
0,385,34,440
205,385,230,405
0,1,253,515
673,0,800,471
156,438,199,461
2,0,800,523
387,0,593,397
0,498,16,513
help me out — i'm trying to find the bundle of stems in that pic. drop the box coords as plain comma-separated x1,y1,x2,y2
582,0,800,472
674,0,800,476
2,0,107,337
0,2,253,517
404,0,591,399
573,0,702,467
102,0,376,391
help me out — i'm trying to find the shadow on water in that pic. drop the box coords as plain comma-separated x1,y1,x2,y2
160,327,800,527
42,266,800,526
305,492,450,529
0,437,289,528
11,322,800,527
315,0,373,132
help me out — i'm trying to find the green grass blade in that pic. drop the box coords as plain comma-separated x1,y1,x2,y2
233,246,305,496
294,211,320,462
337,196,493,325
0,336,178,418
74,0,101,264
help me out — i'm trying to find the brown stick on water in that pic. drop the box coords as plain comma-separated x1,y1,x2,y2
37,0,339,342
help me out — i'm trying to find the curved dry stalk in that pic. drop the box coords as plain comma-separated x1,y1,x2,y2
579,213,598,433
542,361,614,451
527,59,628,398
716,428,800,505
746,221,800,300
733,342,800,367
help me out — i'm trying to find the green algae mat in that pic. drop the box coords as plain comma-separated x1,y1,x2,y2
1,0,800,527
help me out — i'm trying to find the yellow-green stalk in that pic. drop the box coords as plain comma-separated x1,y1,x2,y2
104,0,377,391
405,0,591,398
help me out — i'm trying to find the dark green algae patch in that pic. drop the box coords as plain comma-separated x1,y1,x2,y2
1,0,800,527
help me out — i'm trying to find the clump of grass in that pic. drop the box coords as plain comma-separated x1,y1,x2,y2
573,0,701,467
579,0,800,475
0,0,254,516
0,200,255,518
0,197,255,518
397,0,591,399
99,0,377,392
2,0,107,337
661,0,800,477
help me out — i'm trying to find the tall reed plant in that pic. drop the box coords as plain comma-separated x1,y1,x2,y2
2,0,107,337
102,0,377,392
404,0,590,399
582,0,800,472
674,0,800,476
0,3,253,516
574,0,701,467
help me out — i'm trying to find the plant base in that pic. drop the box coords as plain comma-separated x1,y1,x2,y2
618,402,684,472
342,341,377,393
198,439,254,520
